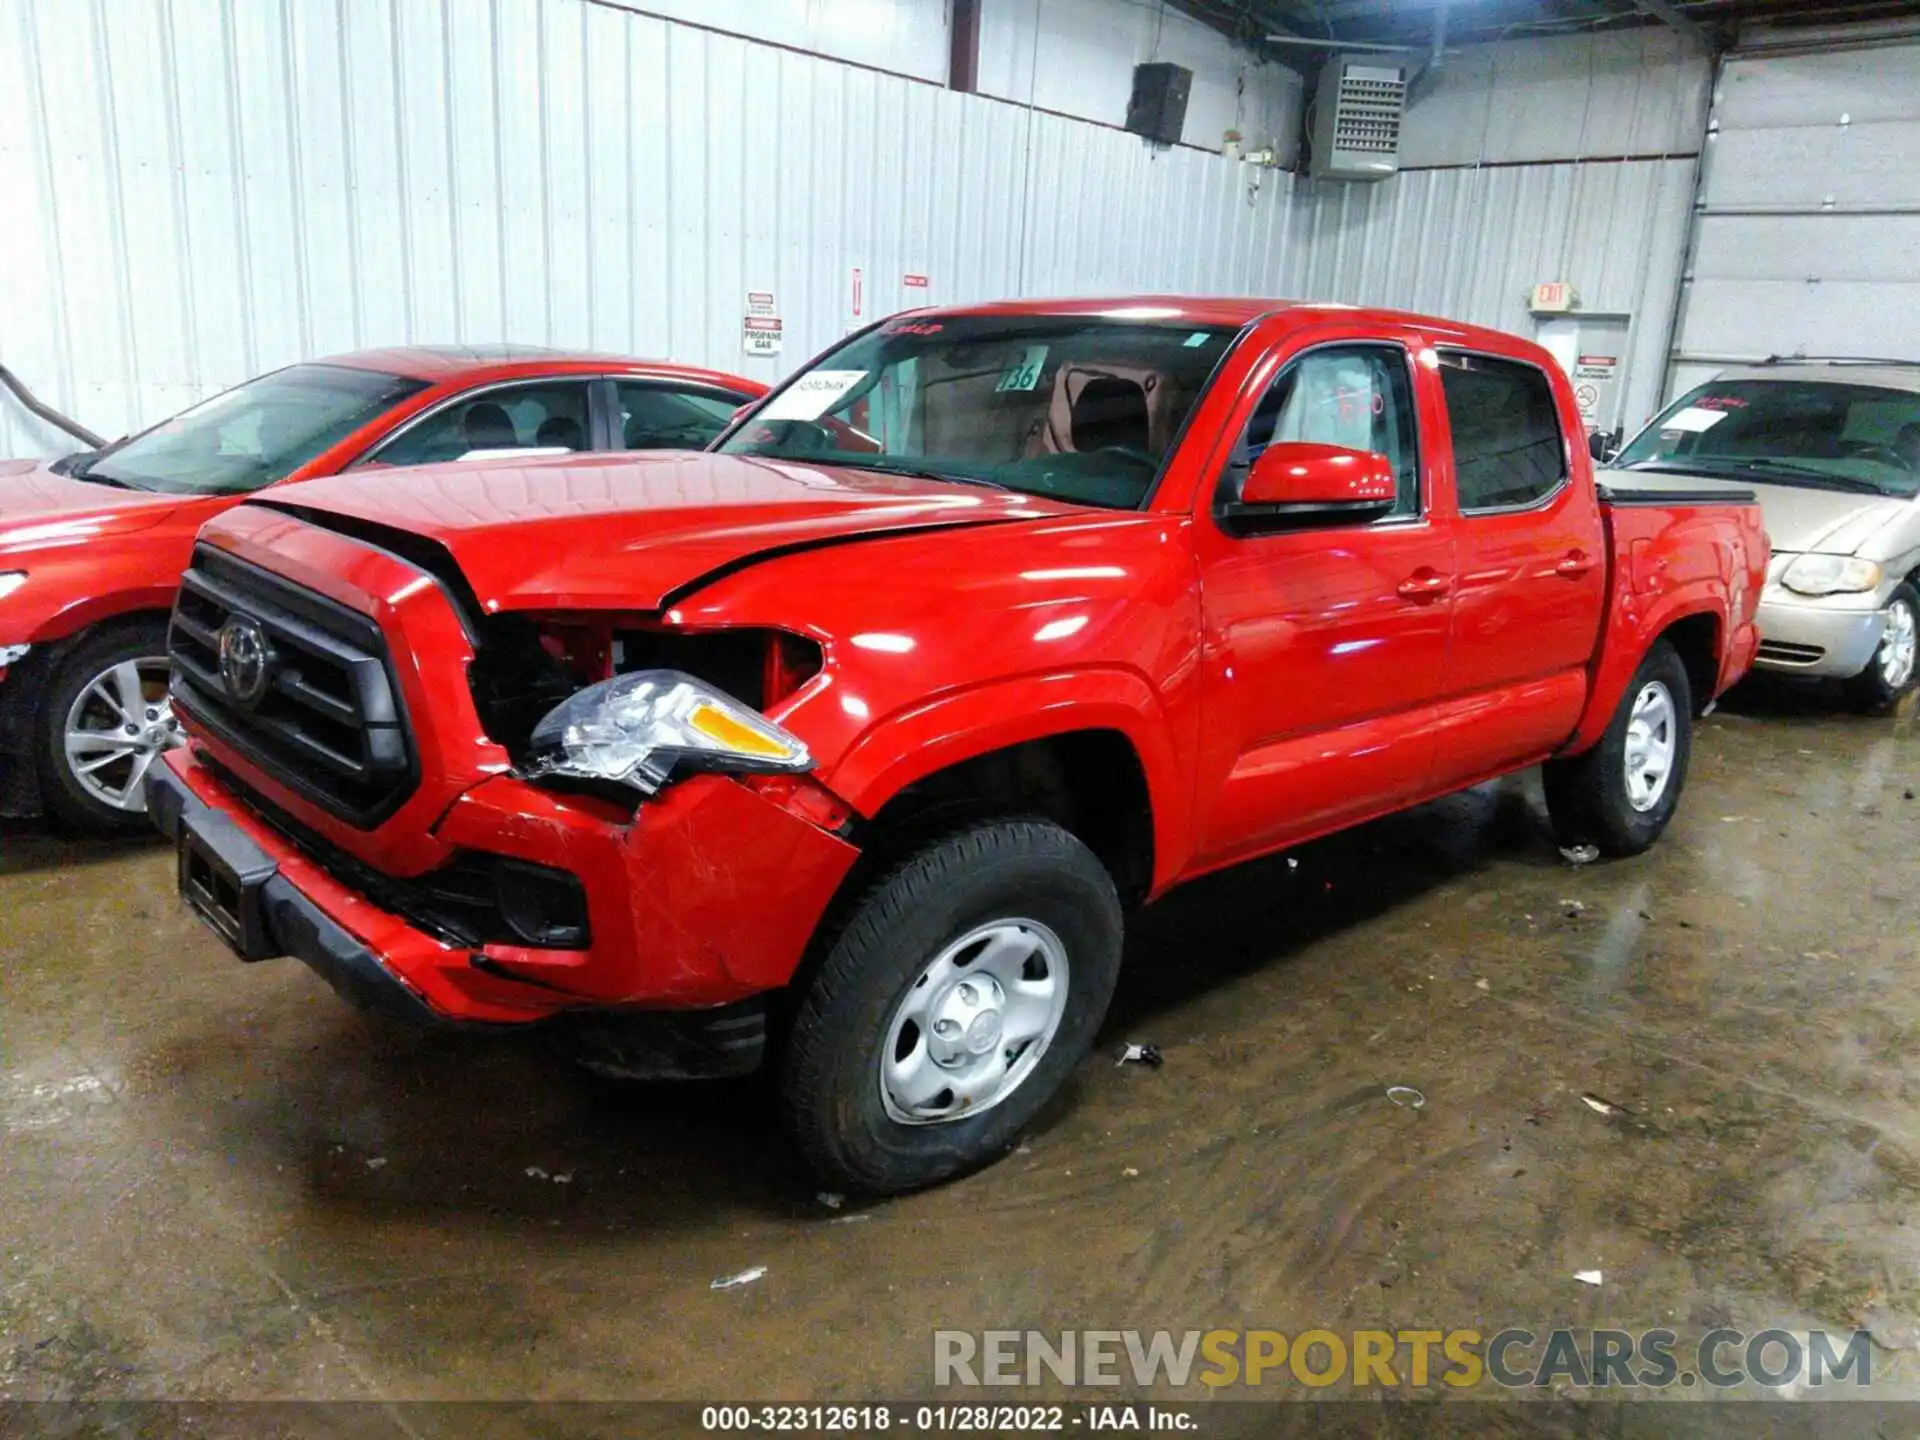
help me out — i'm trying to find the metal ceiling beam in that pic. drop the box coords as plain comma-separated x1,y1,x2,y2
1630,0,1715,43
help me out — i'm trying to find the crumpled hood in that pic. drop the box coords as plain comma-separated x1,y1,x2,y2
0,458,186,556
1599,468,1911,555
254,450,1080,611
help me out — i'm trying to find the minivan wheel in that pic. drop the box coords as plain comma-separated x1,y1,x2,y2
36,619,181,834
1542,639,1694,858
781,818,1123,1194
1847,582,1919,716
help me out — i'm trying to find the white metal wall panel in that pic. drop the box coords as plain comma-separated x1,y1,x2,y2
976,0,1304,157
0,0,1694,456
1399,29,1711,168
1668,36,1920,395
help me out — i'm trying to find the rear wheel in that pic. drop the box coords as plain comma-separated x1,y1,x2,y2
1543,639,1693,858
36,619,181,834
1846,582,1919,716
781,818,1122,1194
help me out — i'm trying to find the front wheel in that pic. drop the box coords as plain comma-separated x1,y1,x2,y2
1846,581,1919,716
781,819,1123,1194
1543,640,1693,858
36,619,182,834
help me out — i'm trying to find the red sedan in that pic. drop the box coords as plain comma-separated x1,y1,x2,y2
0,346,765,832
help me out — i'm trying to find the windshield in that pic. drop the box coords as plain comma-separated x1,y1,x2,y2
716,314,1239,509
1614,378,1920,497
80,364,427,495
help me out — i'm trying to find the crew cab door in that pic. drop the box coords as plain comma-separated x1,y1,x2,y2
1189,338,1456,869
1425,351,1608,786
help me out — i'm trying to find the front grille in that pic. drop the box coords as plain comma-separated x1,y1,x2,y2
1757,640,1827,666
170,546,416,826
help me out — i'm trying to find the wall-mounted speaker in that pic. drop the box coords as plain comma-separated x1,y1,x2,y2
1125,62,1191,146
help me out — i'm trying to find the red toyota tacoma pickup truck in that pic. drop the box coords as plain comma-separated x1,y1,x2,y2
147,298,1767,1193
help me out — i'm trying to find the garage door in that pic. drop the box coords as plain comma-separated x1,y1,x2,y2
1667,35,1920,399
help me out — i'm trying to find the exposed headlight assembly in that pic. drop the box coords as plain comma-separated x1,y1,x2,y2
1781,553,1883,597
0,571,27,601
526,670,810,796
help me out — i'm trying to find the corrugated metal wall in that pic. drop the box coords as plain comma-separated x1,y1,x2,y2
0,0,1695,457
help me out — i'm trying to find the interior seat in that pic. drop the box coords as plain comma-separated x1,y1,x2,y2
461,402,519,450
536,415,586,450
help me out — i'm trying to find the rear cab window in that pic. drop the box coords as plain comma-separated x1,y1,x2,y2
1438,353,1568,512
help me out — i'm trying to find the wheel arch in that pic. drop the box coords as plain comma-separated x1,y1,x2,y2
1562,598,1728,757
824,668,1184,905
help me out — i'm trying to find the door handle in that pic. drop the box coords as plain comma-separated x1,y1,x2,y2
1396,571,1453,602
1556,551,1598,577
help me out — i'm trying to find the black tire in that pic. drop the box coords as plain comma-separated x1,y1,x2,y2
1542,639,1693,858
36,618,178,835
781,818,1123,1195
1845,581,1919,717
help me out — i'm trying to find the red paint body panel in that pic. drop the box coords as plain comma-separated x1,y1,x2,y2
167,300,1768,1026
265,451,1081,614
0,350,765,648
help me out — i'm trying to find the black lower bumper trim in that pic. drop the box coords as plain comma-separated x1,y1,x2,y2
560,1002,769,1080
146,761,449,1028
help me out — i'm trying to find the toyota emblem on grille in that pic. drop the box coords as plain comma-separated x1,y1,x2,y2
216,616,274,708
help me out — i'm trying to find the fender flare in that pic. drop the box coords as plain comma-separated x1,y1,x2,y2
1563,585,1727,757
27,587,177,647
823,666,1191,892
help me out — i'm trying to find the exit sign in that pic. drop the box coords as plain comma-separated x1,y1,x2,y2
1529,281,1577,314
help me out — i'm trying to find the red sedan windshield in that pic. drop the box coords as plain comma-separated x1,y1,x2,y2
77,364,426,495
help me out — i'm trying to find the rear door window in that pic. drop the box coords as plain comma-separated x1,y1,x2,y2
615,383,751,451
1438,354,1568,513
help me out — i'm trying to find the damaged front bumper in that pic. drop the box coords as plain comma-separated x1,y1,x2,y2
147,746,861,1030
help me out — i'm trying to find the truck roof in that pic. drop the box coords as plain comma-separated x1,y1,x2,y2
920,295,1527,349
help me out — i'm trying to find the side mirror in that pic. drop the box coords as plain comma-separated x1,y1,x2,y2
1222,442,1397,533
1587,429,1619,465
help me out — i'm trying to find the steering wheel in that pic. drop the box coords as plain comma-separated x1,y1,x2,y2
1840,441,1915,471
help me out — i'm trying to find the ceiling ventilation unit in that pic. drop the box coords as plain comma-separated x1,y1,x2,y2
1310,57,1406,181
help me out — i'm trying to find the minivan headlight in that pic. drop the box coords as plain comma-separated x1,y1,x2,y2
1781,554,1883,597
525,670,810,796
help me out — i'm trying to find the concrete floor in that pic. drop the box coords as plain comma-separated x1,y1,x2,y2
4,682,1920,1433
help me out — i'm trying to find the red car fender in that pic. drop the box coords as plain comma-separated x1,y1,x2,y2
27,580,181,645
821,666,1191,895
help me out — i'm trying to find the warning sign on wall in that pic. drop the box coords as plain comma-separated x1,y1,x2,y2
743,290,782,356
743,316,783,357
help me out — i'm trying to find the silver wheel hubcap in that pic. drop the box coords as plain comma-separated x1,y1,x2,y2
1879,599,1917,689
1622,680,1677,813
880,919,1070,1126
63,657,180,813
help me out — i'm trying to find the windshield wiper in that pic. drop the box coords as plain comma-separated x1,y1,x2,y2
63,456,139,489
1737,458,1894,492
833,460,1013,492
1624,458,1894,495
